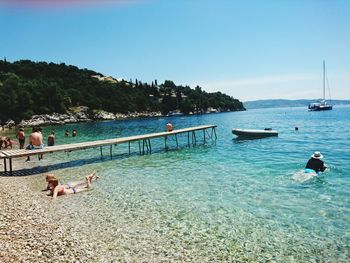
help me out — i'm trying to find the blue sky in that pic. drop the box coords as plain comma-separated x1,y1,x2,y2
0,0,349,101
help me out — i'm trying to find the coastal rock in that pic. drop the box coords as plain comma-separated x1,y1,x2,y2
68,106,91,121
92,110,116,120
2,119,16,129
15,107,163,128
124,111,162,119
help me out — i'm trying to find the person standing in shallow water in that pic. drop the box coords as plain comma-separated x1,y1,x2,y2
47,132,55,146
65,129,69,143
72,129,77,137
26,127,44,161
16,128,25,149
305,151,327,174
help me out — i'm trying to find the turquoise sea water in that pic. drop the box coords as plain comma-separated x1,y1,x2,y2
9,106,350,261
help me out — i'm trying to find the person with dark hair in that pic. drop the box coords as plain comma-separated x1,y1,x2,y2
47,131,55,146
26,127,44,161
72,129,77,137
26,127,43,150
16,128,26,149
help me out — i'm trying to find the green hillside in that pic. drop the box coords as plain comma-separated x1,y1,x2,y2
0,59,245,122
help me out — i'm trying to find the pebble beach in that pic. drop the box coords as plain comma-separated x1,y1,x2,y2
0,172,98,263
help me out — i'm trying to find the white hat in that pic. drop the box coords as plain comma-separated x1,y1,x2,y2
311,151,323,159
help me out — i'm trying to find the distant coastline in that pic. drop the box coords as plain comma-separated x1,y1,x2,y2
244,99,350,109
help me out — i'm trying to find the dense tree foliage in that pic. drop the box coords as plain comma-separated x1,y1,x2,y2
0,59,245,122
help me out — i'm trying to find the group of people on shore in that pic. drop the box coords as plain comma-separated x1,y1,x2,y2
0,127,78,151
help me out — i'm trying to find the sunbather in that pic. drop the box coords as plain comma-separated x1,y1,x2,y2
47,171,98,200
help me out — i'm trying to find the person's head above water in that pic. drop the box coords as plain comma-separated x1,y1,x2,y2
311,151,323,159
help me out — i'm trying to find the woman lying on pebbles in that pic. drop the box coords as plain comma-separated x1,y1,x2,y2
46,171,99,200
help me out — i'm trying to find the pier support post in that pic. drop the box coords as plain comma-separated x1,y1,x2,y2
148,139,152,154
9,158,12,175
175,134,178,149
192,131,197,145
143,139,149,154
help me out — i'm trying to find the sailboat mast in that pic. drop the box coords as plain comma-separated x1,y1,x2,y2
323,60,325,100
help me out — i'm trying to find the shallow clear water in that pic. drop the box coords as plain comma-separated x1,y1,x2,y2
11,106,350,261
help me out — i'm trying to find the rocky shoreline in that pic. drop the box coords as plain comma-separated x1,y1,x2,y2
2,106,162,128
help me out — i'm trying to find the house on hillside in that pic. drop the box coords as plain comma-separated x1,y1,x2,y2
92,75,118,83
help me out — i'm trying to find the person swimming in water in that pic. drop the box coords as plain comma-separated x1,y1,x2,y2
166,122,173,132
305,151,327,174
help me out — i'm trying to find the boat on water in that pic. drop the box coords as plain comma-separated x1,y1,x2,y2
308,60,333,111
167,110,184,117
232,128,278,139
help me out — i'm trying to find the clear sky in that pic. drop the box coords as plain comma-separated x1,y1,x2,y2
0,0,349,101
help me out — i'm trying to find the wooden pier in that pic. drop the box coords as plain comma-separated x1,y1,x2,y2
0,125,217,174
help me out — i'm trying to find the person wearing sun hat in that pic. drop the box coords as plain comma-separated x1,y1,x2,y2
305,151,327,174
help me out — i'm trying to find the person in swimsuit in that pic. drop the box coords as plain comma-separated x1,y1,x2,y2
47,171,98,200
0,137,12,149
44,173,98,191
16,128,26,149
26,127,44,161
47,132,55,146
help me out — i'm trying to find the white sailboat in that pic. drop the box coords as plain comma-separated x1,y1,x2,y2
308,60,333,111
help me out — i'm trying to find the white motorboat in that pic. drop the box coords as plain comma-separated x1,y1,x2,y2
232,128,278,138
